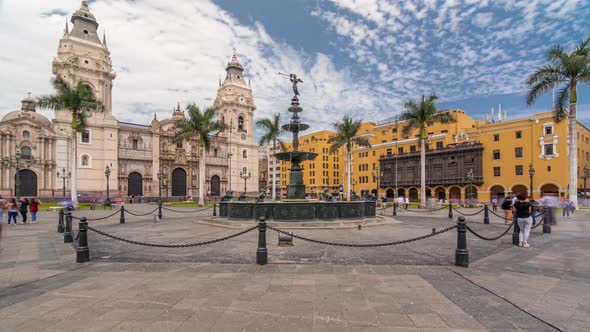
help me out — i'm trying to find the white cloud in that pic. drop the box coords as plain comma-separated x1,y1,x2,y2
0,0,393,134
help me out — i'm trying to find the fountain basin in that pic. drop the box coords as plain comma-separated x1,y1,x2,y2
274,151,318,162
219,201,376,221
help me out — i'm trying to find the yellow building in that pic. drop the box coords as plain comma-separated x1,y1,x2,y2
278,110,590,202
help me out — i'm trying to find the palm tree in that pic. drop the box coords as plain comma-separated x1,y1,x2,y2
37,77,103,207
328,115,371,201
400,95,455,207
174,104,226,207
256,114,282,200
527,37,590,207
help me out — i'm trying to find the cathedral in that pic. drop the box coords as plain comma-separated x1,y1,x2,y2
0,1,258,201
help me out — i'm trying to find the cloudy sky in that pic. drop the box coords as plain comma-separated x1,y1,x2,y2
1,0,589,137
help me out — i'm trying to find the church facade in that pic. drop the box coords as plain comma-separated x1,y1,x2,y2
0,1,258,201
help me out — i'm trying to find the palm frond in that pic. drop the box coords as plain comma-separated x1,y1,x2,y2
554,85,570,122
352,136,371,148
527,77,561,106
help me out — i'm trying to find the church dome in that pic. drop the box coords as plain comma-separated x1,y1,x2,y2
2,94,52,127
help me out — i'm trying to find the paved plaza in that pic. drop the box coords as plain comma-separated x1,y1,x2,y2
0,204,589,331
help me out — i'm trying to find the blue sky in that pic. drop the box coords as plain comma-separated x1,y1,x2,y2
0,0,589,132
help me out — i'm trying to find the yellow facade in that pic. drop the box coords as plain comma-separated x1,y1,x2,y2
278,110,590,202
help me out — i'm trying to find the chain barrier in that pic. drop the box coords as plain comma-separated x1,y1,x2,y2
73,209,122,221
452,207,485,216
488,209,508,219
125,206,159,217
161,206,213,214
403,206,448,213
87,224,257,248
532,217,545,229
466,222,514,241
267,224,457,248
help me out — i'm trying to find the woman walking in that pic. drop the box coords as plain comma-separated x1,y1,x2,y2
513,191,533,248
30,197,39,223
19,198,29,224
7,198,18,225
501,195,513,224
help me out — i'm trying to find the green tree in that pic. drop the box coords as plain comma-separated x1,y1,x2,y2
328,115,371,200
256,113,283,200
174,104,225,206
527,37,590,207
36,77,103,207
400,95,455,207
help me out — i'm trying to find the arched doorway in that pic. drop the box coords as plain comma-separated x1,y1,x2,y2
15,169,37,197
490,185,505,199
449,187,461,201
540,183,560,196
409,188,418,201
127,172,143,196
171,168,187,197
397,188,405,198
511,184,528,196
386,188,394,198
210,175,221,196
435,187,446,200
425,189,432,198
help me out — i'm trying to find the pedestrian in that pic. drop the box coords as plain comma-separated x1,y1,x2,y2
501,195,513,224
30,197,40,223
0,195,6,222
7,198,18,225
513,191,532,248
562,199,570,218
491,196,498,212
396,196,404,210
568,200,576,216
19,198,29,224
404,196,409,209
381,195,387,208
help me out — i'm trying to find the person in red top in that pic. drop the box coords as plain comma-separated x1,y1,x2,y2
29,197,40,223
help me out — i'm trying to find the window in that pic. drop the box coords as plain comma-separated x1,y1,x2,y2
83,29,88,35
398,147,403,154
386,148,392,156
515,131,522,139
441,130,448,133
410,145,416,152
545,126,553,135
515,147,523,158
493,167,501,176
22,131,30,139
381,130,387,135
81,154,90,167
238,116,245,131
20,146,32,159
213,148,218,157
493,134,500,141
243,150,247,158
515,165,523,176
493,150,501,160
427,121,433,126
176,141,183,149
132,139,138,150
544,144,554,156
547,166,551,172
372,151,376,156
81,131,90,143
436,141,443,149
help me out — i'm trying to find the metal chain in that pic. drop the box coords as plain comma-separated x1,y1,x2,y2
532,217,545,229
161,206,213,213
125,207,160,216
488,209,508,219
74,209,122,221
452,207,485,216
466,222,514,241
267,224,457,248
87,225,257,248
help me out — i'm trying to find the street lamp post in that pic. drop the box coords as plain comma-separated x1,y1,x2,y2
104,165,111,207
156,168,166,219
466,168,474,204
56,167,71,198
529,163,535,199
585,166,589,197
239,169,251,194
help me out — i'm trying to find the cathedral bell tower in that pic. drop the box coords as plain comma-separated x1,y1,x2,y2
51,1,118,195
214,50,258,195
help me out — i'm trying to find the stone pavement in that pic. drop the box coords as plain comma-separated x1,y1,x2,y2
0,204,587,331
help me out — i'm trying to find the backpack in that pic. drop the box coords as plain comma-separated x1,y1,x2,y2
501,199,511,210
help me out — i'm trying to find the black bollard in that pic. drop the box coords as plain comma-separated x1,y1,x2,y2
120,206,125,224
543,207,552,234
158,201,163,220
512,214,520,245
455,216,468,268
393,202,397,216
213,203,217,216
64,210,73,243
448,202,453,219
483,204,490,225
58,209,65,233
76,217,90,263
256,217,267,265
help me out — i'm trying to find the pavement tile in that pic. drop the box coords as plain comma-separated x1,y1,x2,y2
407,313,448,328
